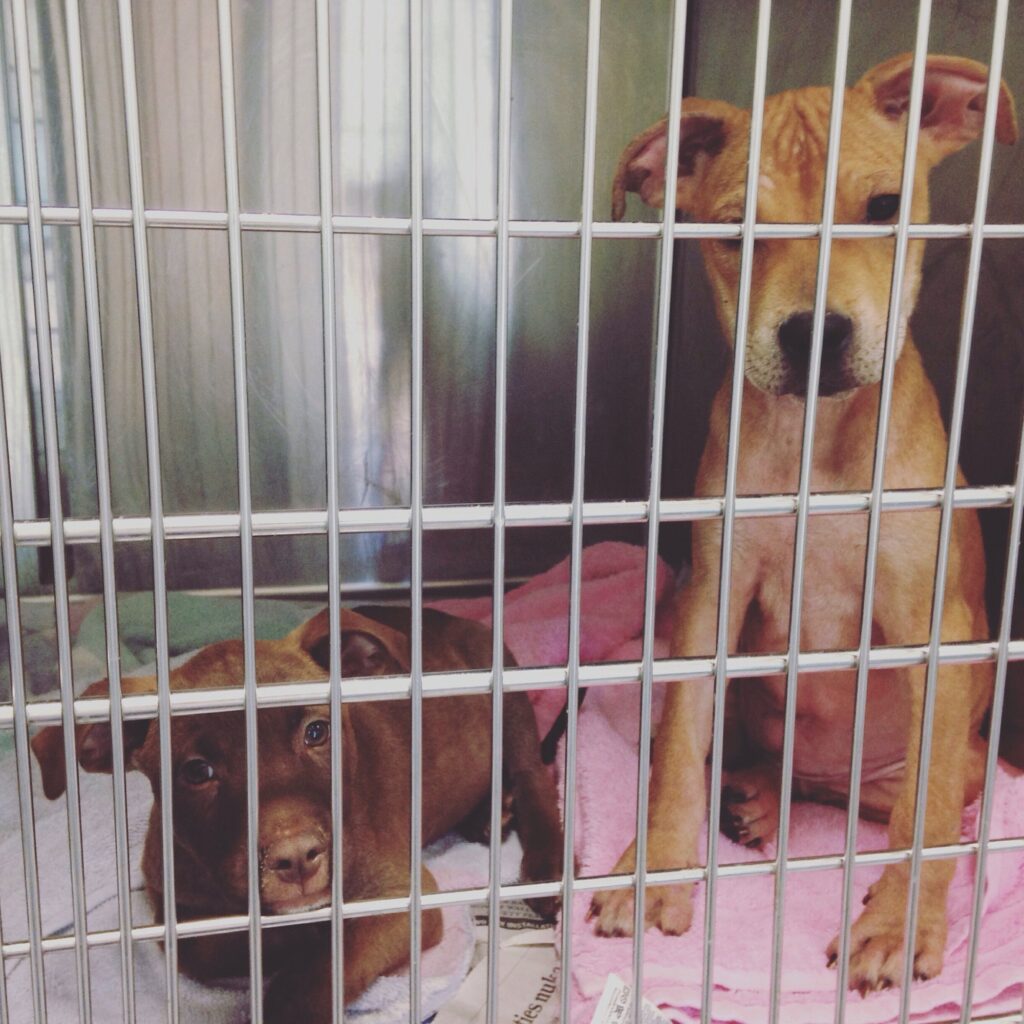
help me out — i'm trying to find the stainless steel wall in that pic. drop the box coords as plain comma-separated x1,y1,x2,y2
0,0,676,595
0,0,1021,601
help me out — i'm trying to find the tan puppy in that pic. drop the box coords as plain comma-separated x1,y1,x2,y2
32,606,563,1019
589,54,1018,994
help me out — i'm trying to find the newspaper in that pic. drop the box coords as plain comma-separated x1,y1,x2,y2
433,901,559,1024
433,902,670,1024
588,974,672,1024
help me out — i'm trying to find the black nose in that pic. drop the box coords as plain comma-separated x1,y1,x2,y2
777,311,853,364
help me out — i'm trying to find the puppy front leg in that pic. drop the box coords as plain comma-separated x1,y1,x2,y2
832,598,980,993
590,528,754,937
264,866,443,1023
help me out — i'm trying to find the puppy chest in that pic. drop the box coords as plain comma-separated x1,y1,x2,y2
743,512,869,655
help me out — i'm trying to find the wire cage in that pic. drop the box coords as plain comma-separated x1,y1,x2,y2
0,0,1023,1022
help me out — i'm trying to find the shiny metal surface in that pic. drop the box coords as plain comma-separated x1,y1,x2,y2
0,0,679,599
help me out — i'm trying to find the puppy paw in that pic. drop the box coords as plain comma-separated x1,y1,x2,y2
721,765,780,849
826,889,947,994
587,882,694,937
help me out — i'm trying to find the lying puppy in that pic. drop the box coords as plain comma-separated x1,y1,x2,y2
589,53,1017,994
32,605,563,1020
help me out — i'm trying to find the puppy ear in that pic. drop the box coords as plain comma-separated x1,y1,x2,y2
293,608,411,676
30,676,153,800
611,98,740,220
856,53,1018,163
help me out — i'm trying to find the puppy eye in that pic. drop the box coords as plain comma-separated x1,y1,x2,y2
304,720,330,747
179,758,215,787
866,193,900,222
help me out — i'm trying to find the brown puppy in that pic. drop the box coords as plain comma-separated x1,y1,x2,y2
589,54,1017,994
32,605,563,1020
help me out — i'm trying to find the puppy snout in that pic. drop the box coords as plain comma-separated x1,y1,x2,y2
777,310,852,364
264,833,327,887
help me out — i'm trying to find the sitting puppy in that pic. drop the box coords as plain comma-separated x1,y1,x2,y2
31,605,563,1020
589,52,1017,994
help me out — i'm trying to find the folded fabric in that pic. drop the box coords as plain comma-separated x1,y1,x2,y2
432,540,674,741
559,670,1024,1024
439,539,1024,1023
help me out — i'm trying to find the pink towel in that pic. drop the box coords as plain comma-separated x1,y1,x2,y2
432,540,675,740
439,542,1024,1024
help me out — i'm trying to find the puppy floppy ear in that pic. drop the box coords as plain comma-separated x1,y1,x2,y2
612,97,741,220
30,676,153,800
856,53,1018,164
293,608,411,676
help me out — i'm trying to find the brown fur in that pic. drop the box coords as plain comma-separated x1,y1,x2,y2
31,606,563,1020
590,53,1018,993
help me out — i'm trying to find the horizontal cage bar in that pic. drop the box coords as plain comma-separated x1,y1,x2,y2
3,832,1022,961
4,484,1014,546
4,636,1021,728
0,204,1021,240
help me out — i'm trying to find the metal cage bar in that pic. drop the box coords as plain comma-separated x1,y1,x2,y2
113,0,181,1016
558,2,603,1022
4,634,1023,729
2,204,1024,242
0,257,47,1024
312,0,346,1019
3,828,1022,957
8,0,93,1018
3,484,1017,548
768,4,853,1021
833,2,935,1012
700,4,773,1020
628,1,689,1017
214,2,265,1019
408,1,426,1020
959,234,1024,1024
898,3,1010,1018
62,0,138,1016
485,1,514,1021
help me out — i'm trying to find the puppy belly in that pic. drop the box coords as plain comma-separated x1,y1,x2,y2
735,668,910,796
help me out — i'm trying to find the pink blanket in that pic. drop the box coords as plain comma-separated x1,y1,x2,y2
437,542,1024,1024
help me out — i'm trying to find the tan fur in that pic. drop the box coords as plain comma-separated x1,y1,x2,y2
591,53,1017,993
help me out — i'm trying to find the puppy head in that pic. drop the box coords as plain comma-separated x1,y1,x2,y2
612,53,1018,397
30,609,410,915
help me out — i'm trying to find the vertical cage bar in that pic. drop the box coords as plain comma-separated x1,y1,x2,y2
766,3,853,1020
409,0,426,1021
113,0,181,1016
832,3,934,1015
558,2,603,1022
64,0,137,1015
0,342,47,1024
313,0,345,1020
214,1,264,1019
898,1,1009,1016
485,0,513,1021
960,309,1024,1021
699,5,772,1021
9,0,94,1019
628,1,688,1018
